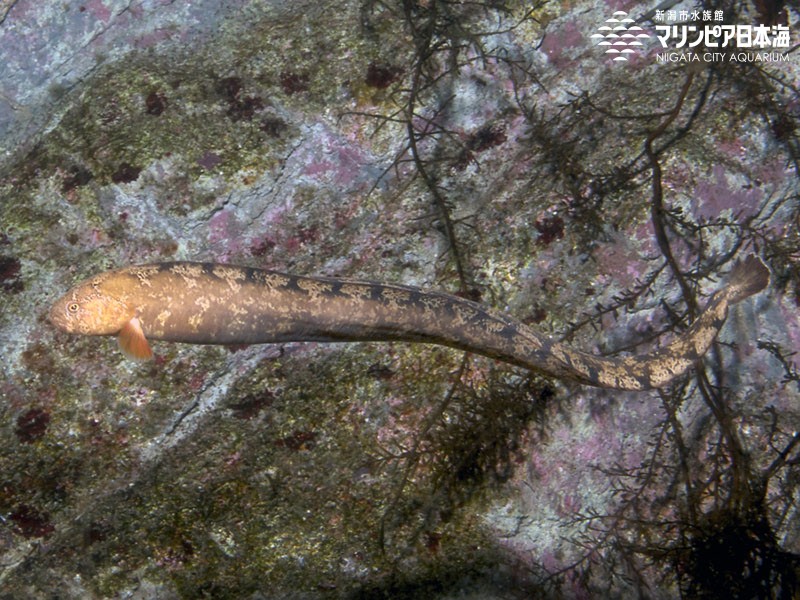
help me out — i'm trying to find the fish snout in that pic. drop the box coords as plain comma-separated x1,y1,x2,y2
48,298,71,331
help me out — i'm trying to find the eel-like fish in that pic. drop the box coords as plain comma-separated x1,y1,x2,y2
49,256,770,391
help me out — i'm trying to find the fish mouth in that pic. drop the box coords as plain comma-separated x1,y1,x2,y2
48,299,70,331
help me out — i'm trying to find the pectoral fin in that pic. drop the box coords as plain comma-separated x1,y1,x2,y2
118,317,153,360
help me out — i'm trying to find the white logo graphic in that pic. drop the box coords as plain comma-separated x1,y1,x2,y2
592,11,650,62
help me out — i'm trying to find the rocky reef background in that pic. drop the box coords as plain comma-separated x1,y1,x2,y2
1,1,799,598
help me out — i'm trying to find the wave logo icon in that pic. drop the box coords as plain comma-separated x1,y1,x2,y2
591,11,650,62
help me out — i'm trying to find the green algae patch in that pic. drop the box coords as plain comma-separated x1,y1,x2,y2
56,343,537,597
18,2,412,215
39,59,292,208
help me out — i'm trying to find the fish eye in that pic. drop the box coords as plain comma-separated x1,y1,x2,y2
67,303,80,313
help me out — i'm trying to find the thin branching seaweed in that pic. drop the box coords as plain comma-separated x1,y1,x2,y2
353,1,800,597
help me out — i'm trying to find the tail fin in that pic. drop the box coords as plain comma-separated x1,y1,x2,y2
726,255,770,304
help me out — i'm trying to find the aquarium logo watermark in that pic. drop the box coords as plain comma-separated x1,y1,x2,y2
593,8,792,64
591,11,650,62
654,9,791,63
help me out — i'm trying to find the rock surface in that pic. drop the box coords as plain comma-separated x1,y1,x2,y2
1,1,798,597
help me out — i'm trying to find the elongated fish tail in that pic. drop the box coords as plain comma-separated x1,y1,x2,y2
537,256,771,391
621,255,769,389
725,254,770,304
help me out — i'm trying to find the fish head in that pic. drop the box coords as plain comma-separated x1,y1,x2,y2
49,272,134,336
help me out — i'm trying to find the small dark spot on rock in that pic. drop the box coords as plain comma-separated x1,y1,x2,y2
425,531,442,554
160,240,179,255
10,504,55,538
535,214,564,246
216,76,264,121
0,255,22,293
771,112,795,142
62,165,94,192
217,76,243,102
453,150,475,171
145,90,168,115
197,151,222,171
468,123,507,153
21,342,54,373
229,391,274,420
275,430,317,451
279,71,309,95
367,362,395,380
251,237,276,257
297,226,318,244
260,116,287,137
454,288,483,302
84,520,110,545
111,163,142,184
227,95,264,121
15,408,51,443
524,305,548,325
454,123,507,170
67,233,80,245
365,63,402,89
794,279,799,307
755,0,788,26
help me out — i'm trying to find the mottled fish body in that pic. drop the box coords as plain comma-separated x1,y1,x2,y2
49,257,770,391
